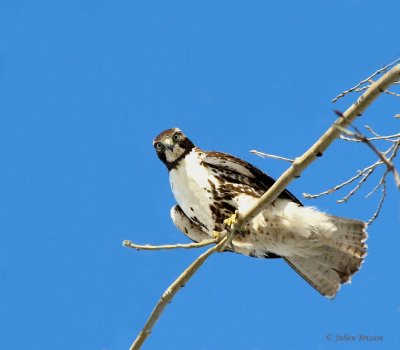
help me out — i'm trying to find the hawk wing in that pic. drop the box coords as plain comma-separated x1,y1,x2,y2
170,205,210,243
201,151,302,205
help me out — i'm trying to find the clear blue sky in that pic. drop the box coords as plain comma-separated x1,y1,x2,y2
1,1,399,349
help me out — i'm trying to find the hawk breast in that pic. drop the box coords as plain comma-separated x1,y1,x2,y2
169,149,216,233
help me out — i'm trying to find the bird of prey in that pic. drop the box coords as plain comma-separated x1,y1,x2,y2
153,128,367,298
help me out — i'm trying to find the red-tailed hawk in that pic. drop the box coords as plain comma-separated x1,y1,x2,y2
153,128,367,298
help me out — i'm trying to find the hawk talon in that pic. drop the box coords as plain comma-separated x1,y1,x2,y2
223,211,238,228
212,231,221,241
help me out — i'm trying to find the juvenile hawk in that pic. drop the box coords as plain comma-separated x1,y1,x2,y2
153,128,367,298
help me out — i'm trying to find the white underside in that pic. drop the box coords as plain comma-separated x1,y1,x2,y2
233,196,337,257
169,150,216,232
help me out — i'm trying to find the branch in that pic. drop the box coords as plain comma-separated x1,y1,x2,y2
340,131,400,143
229,64,400,237
332,57,400,102
303,163,378,199
385,90,400,97
336,124,400,189
126,63,400,349
250,150,294,163
303,127,399,224
129,236,228,350
123,239,217,251
367,181,387,225
336,169,373,204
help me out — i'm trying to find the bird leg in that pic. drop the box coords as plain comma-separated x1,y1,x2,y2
212,230,228,241
212,231,222,241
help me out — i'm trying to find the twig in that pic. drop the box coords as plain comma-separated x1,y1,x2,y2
304,126,399,223
126,63,400,349
123,239,217,251
336,124,400,189
250,150,294,163
389,140,400,187
366,170,386,198
355,85,370,93
332,57,400,102
364,125,381,137
385,90,400,97
367,181,387,225
304,137,398,223
337,171,371,203
340,133,400,142
303,164,378,199
367,140,399,224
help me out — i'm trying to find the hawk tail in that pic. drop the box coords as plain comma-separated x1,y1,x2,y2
284,215,367,298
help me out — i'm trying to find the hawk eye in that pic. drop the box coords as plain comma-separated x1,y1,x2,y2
155,142,163,150
173,133,181,142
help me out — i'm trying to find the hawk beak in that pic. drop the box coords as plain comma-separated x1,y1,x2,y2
164,138,174,151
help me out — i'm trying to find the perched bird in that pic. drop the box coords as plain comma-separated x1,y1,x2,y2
153,128,367,298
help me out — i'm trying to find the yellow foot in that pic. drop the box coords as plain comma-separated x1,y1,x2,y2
223,211,238,228
212,231,221,241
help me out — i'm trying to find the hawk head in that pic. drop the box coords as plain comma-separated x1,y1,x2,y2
153,128,195,170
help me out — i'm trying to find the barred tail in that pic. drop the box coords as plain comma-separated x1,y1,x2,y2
284,216,367,298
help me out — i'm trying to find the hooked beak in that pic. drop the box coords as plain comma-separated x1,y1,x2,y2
163,137,174,151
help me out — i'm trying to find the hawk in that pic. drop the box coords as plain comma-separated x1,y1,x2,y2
153,128,367,298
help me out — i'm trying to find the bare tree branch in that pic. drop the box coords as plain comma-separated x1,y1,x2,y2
332,57,400,102
250,149,294,163
337,170,372,204
123,239,218,251
340,130,400,143
336,123,400,189
303,164,378,199
304,122,399,224
367,181,387,225
385,90,400,97
128,236,228,350
125,63,400,349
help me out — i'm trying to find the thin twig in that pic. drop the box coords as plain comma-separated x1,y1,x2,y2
337,171,371,203
385,90,400,97
303,164,378,199
305,123,399,221
389,140,400,187
367,181,387,225
364,125,381,137
250,150,294,163
340,133,400,142
336,124,400,189
366,172,385,198
123,239,217,251
304,137,398,221
355,85,370,93
332,57,400,102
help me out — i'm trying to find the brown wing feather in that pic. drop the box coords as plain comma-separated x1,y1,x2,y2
202,151,302,205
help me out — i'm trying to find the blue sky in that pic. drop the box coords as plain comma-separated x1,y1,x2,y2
1,1,399,349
